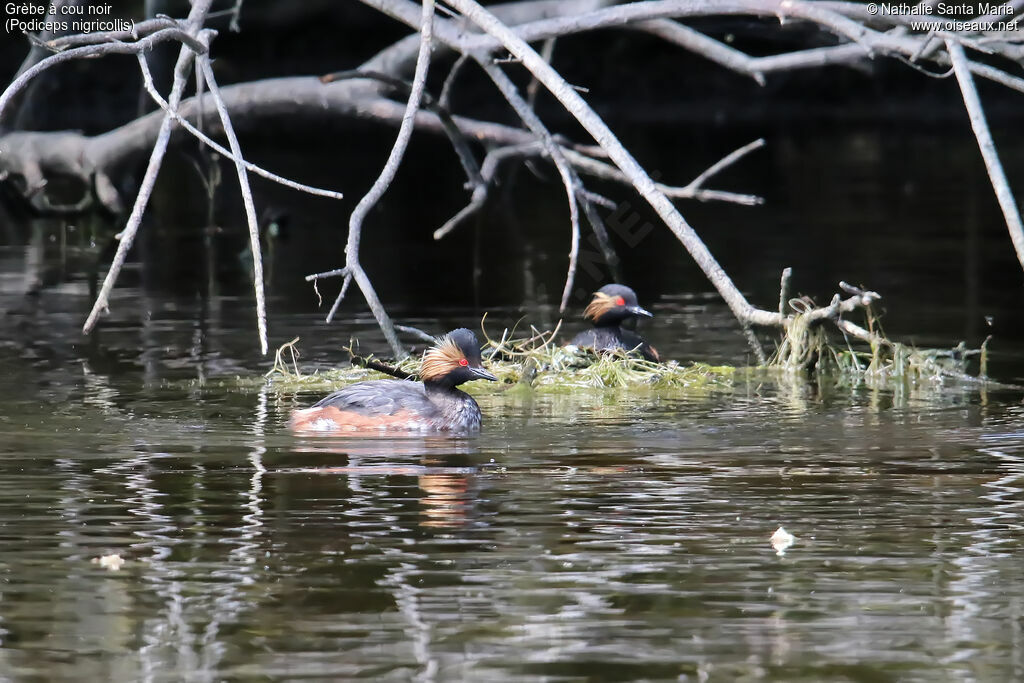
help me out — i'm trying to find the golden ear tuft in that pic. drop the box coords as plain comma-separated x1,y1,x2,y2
421,334,466,381
583,291,616,321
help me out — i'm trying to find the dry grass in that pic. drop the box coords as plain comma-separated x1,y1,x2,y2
245,312,992,399
770,307,987,384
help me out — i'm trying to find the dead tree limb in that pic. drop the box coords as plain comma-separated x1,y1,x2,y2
374,0,786,344
474,58,585,313
946,39,1024,274
83,0,213,337
320,0,437,359
8,0,1024,356
197,50,268,355
0,27,205,124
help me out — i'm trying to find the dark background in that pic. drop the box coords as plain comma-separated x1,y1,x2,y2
2,0,1023,349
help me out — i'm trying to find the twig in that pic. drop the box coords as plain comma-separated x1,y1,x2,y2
801,286,881,326
305,267,349,281
633,19,767,85
947,39,1024,273
433,142,544,239
0,27,206,123
229,0,245,32
136,53,345,200
326,0,436,359
439,53,470,109
347,345,414,379
326,272,353,320
564,147,765,206
83,0,213,336
198,51,268,355
527,37,557,104
475,58,584,312
685,138,765,190
395,324,436,343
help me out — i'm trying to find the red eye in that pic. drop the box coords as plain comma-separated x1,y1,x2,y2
615,296,625,306
459,358,469,366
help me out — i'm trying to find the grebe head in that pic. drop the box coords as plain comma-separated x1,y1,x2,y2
421,328,498,387
583,284,653,326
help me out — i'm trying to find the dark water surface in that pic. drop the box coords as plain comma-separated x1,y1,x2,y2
2,272,1024,682
3,120,1024,681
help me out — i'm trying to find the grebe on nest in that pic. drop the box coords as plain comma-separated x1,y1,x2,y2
289,328,497,434
570,284,660,362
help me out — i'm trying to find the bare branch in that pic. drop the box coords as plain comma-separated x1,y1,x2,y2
475,58,584,312
83,0,213,336
305,267,349,281
433,142,543,240
136,55,345,201
198,52,268,355
0,27,206,124
947,39,1024,273
373,0,783,345
564,144,765,206
686,138,765,190
326,0,437,358
45,17,178,49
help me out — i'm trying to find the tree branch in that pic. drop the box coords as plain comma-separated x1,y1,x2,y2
0,26,206,124
947,39,1024,273
324,0,437,358
475,57,585,312
197,50,268,355
83,0,213,336
136,54,345,200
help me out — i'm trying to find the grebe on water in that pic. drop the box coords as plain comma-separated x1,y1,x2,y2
570,284,660,362
289,328,497,434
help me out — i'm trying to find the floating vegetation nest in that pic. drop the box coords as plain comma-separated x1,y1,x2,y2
477,322,734,391
253,310,994,398
261,324,736,394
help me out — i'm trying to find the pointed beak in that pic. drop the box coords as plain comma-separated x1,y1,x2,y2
471,366,498,382
627,305,653,318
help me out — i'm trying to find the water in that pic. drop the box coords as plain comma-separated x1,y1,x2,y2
3,119,1024,680
2,270,1024,682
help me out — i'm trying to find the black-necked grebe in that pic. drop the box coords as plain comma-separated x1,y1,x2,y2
570,284,660,362
289,328,497,434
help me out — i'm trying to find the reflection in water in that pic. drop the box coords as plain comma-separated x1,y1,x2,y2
418,471,473,529
4,362,1024,679
286,435,481,530
4,244,1024,678
945,440,1024,677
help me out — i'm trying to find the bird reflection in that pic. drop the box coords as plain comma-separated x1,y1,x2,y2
418,466,474,528
285,437,479,528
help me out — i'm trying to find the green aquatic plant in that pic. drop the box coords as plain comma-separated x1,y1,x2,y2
246,309,991,402
256,322,735,395
768,299,990,390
